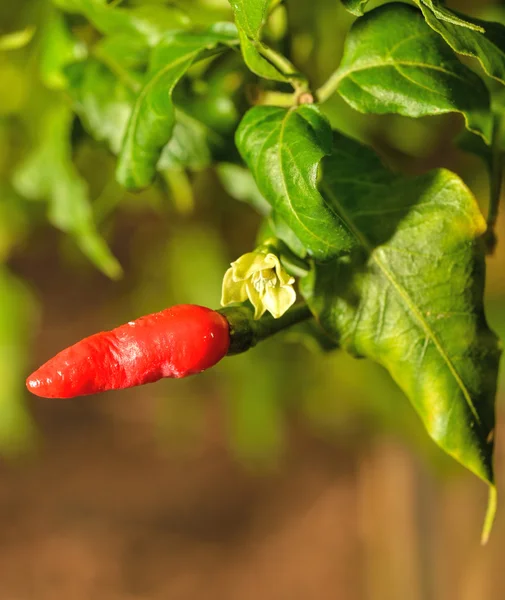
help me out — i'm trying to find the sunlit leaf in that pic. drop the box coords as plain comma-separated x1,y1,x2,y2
333,3,493,142
13,101,122,279
236,104,354,260
301,132,500,492
116,24,238,189
340,0,369,17
416,1,505,85
228,0,290,81
0,26,35,51
418,0,484,31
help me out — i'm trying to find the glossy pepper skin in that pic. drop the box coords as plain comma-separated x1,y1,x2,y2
26,304,230,399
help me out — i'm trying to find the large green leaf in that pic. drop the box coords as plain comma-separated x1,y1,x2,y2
228,0,290,81
13,102,122,279
301,132,500,501
116,24,237,189
235,105,354,261
416,2,505,86
333,3,492,142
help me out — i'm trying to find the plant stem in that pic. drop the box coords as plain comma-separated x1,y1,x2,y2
315,69,343,104
258,43,297,77
256,42,309,92
219,303,313,355
485,116,503,254
255,90,297,107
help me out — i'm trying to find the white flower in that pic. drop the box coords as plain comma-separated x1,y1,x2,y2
221,251,296,319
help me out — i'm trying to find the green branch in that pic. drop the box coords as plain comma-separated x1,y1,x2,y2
219,303,313,355
484,116,503,254
315,69,343,104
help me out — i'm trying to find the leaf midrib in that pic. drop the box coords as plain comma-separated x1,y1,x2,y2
122,47,204,186
320,179,482,425
337,59,471,88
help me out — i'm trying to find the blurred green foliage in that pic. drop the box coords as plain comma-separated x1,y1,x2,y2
0,0,503,482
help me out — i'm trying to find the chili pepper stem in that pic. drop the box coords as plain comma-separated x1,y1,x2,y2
219,303,313,355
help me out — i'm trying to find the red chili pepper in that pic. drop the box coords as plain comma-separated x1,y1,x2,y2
26,304,230,399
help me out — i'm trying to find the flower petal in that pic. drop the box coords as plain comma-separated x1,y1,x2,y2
267,253,294,286
232,251,276,280
262,284,296,319
245,281,266,319
221,267,247,306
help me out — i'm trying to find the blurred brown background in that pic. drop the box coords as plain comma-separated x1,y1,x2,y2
1,0,505,598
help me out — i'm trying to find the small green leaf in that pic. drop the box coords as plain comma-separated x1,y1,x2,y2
301,132,500,490
116,24,238,189
340,0,369,17
235,105,354,260
416,2,505,86
228,0,269,38
13,102,122,279
334,3,493,142
228,0,290,81
0,26,35,51
39,9,86,90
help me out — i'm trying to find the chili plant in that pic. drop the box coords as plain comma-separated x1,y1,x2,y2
4,0,505,541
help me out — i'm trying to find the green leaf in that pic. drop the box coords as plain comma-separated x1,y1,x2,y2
301,132,500,491
53,0,190,45
235,105,354,260
340,0,369,17
66,59,135,154
39,9,86,90
418,0,484,32
333,3,493,142
217,163,271,215
116,24,238,189
158,109,214,171
229,0,269,38
416,2,505,86
228,0,290,81
13,102,122,279
0,26,35,51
